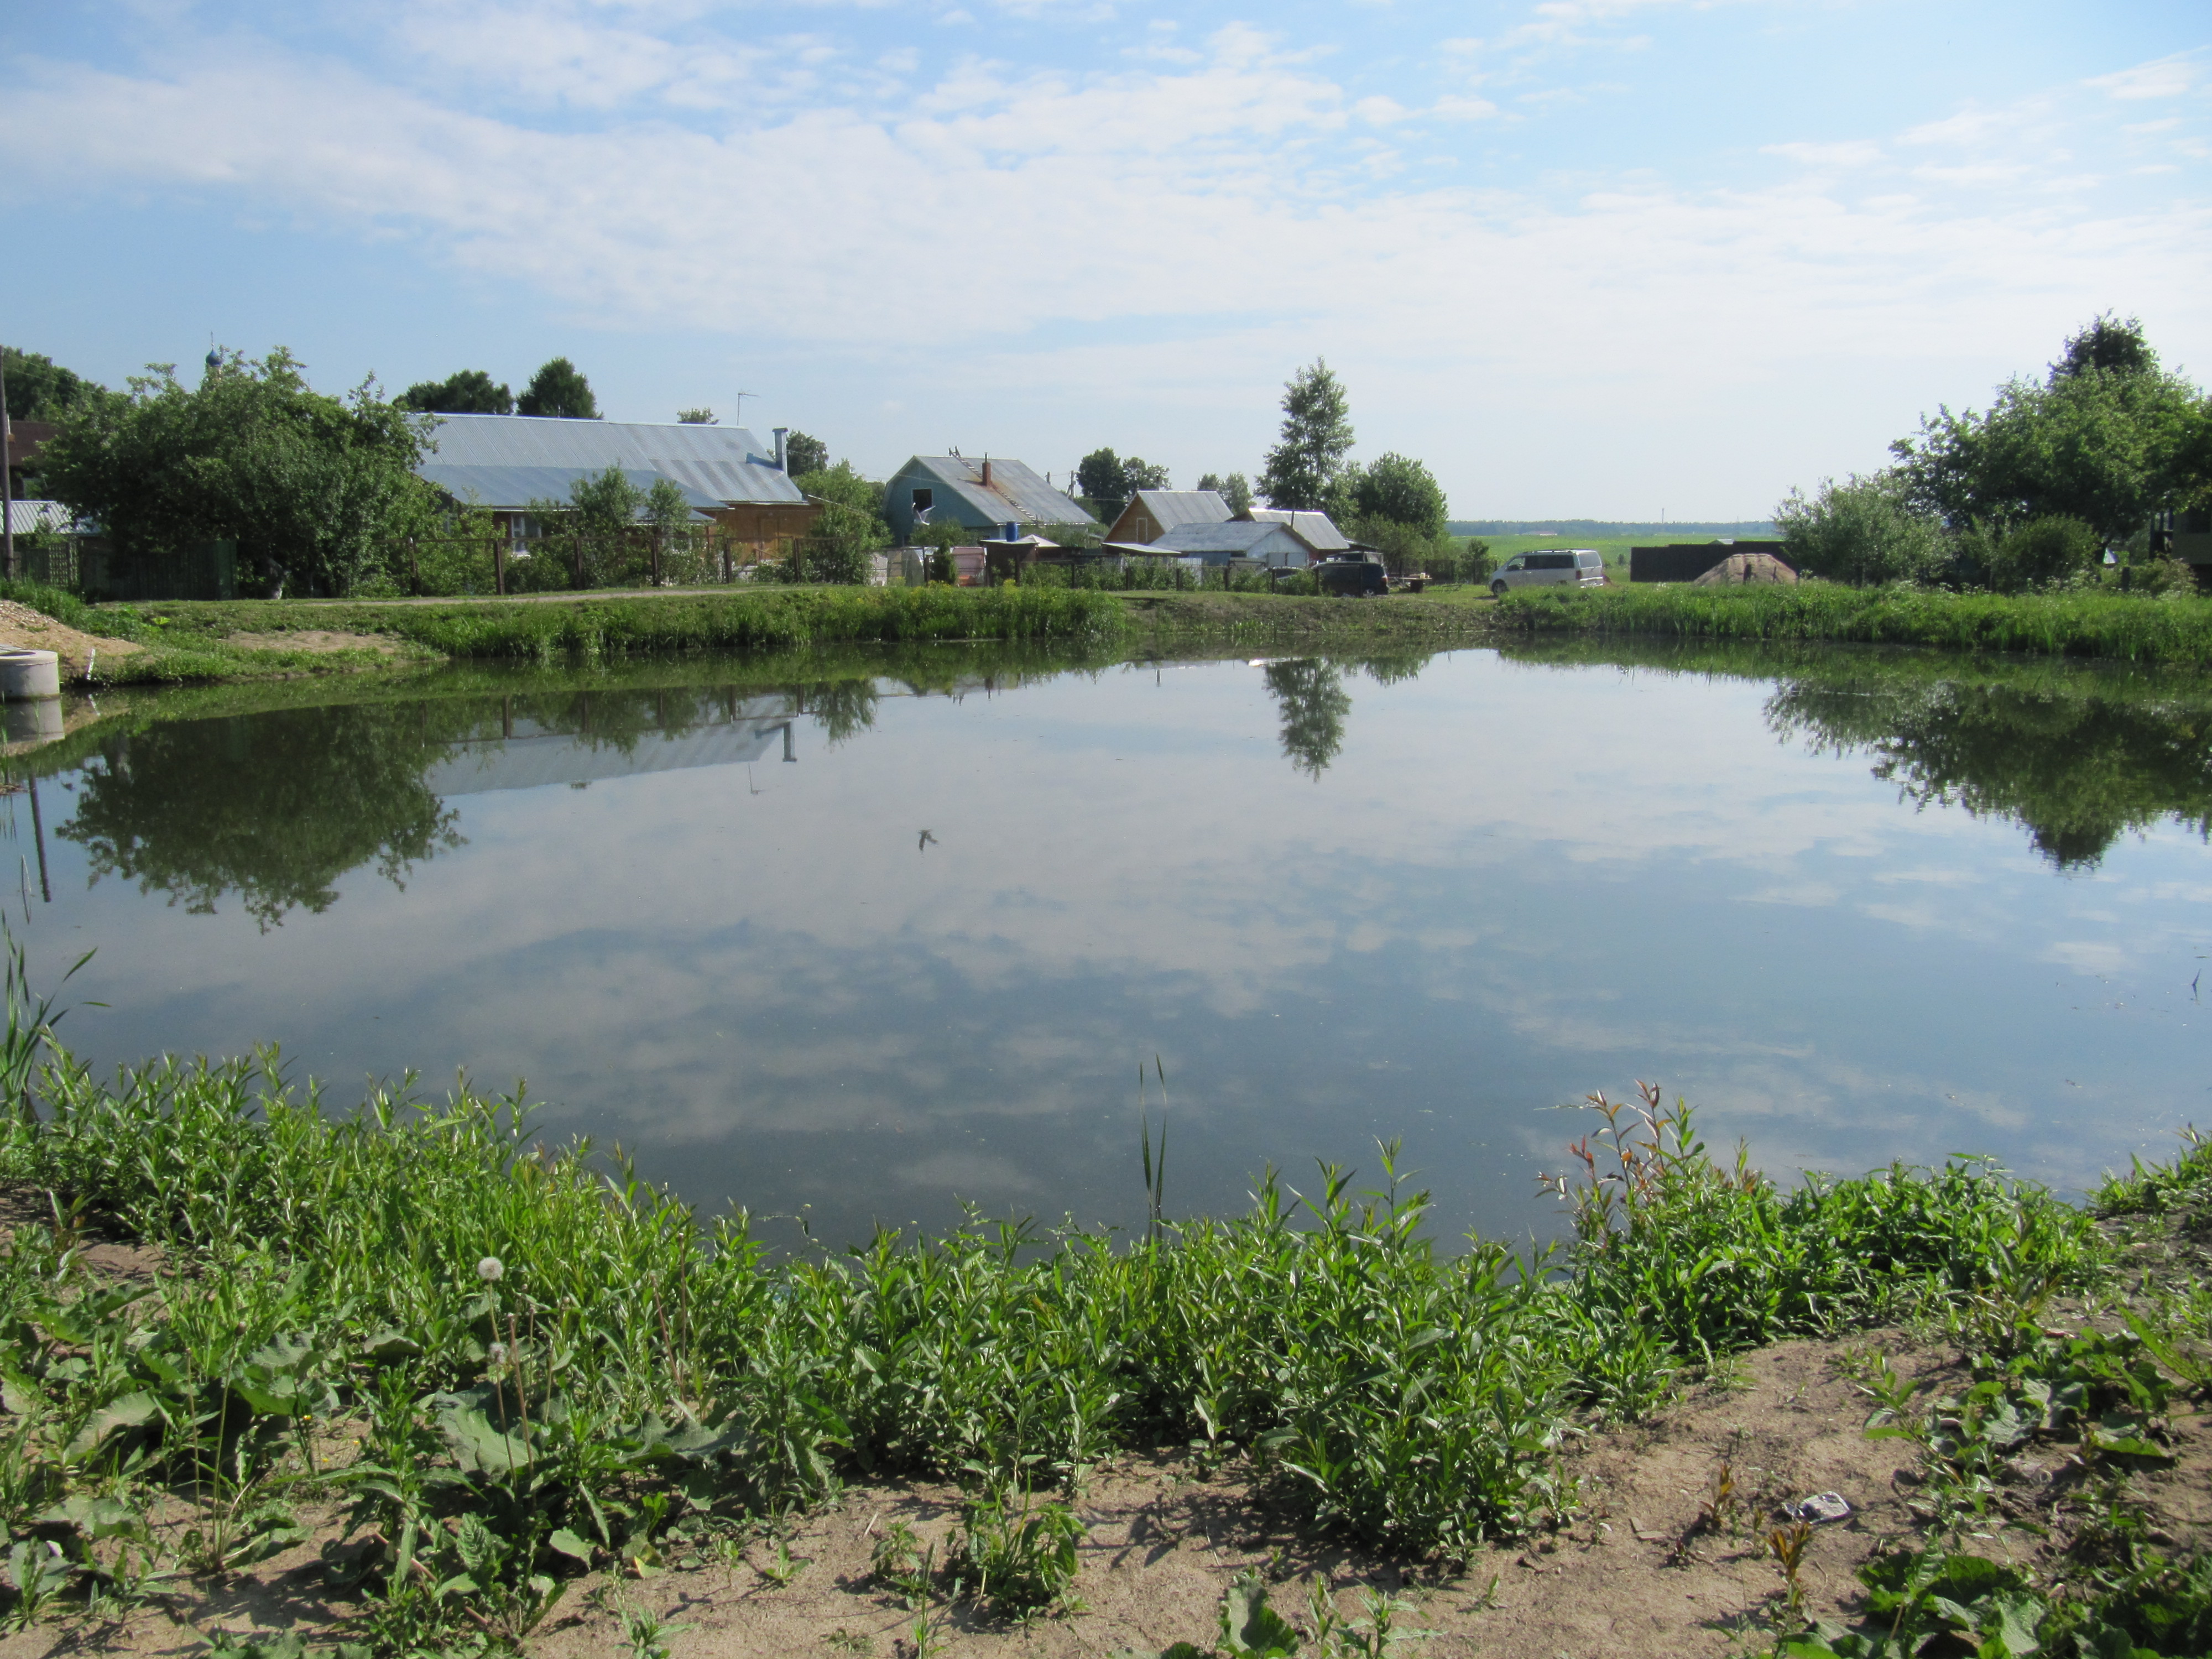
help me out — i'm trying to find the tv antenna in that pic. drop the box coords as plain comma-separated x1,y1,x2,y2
729,390,759,425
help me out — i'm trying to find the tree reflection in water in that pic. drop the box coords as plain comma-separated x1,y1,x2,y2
60,706,466,930
1262,660,1353,779
1766,676,2212,869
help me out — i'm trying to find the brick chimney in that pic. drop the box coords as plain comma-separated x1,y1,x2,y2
980,456,993,489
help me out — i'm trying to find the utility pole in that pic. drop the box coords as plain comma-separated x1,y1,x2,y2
1,348,14,581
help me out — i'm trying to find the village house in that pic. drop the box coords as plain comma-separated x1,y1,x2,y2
415,415,818,556
881,455,1096,544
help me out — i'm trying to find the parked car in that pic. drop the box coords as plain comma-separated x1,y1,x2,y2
1490,549,1605,597
1314,556,1389,597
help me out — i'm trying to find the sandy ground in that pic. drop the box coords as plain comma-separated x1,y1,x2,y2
221,631,400,655
0,601,140,676
0,1335,2117,1659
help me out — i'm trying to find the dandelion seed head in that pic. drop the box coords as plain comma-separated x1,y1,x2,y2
488,1342,509,1365
477,1256,504,1282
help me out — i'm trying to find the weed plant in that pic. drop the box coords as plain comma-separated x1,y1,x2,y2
1496,581,2212,667
0,1039,2119,1645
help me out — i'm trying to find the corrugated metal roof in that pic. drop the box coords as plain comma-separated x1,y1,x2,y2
2,501,77,535
419,465,723,518
905,456,1097,528
419,415,806,505
1133,490,1233,530
1152,520,1306,556
1248,508,1350,550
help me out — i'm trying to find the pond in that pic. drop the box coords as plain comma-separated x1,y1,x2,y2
6,638,2210,1249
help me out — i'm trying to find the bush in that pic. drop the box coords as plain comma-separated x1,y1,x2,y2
1968,515,2104,592
1778,473,1950,586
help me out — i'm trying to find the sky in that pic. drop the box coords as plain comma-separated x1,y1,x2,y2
1,1,2207,519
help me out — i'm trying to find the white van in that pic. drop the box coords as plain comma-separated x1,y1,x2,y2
1491,549,1605,597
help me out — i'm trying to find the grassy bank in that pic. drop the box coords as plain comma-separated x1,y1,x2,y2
1494,582,2212,667
8,1016,2194,1652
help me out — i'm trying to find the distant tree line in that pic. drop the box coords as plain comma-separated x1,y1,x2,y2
1780,316,2212,592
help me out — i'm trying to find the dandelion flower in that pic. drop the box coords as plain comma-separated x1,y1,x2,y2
477,1256,504,1283
488,1342,509,1365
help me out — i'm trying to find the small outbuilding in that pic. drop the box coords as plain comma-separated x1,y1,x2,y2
1145,518,1319,567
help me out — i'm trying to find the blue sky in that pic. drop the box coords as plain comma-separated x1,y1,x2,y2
2,1,2206,517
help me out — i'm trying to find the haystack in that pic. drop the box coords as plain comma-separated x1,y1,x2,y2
1692,551,1797,585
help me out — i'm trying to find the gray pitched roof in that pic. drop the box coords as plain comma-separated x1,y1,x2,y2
905,456,1097,527
418,414,805,505
419,465,723,518
1132,490,1234,530
1151,519,1310,555
1246,508,1350,551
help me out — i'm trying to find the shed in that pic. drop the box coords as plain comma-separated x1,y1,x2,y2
1106,490,1233,545
1149,519,1318,567
1246,508,1351,553
882,456,1096,543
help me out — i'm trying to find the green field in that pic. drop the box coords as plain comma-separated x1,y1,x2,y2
1470,531,1745,584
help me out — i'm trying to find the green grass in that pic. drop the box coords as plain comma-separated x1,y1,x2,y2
1493,582,2212,667
0,1023,2109,1657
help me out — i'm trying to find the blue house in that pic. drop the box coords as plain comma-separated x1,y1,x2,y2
882,455,1096,544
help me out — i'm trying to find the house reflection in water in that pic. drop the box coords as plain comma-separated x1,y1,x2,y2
421,695,801,797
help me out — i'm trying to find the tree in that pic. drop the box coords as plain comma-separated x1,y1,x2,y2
1077,447,1128,519
1259,359,1354,510
1196,471,1254,514
1122,456,1170,493
784,431,829,476
516,357,599,419
794,460,891,583
398,369,513,415
1347,453,1448,538
676,407,717,425
1890,317,2203,542
36,347,440,597
1776,473,1949,586
3,347,106,421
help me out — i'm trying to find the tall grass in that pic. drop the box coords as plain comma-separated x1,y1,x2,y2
1497,583,2212,667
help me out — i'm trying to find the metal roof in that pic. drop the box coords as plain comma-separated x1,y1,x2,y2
902,456,1097,527
1131,491,1233,530
2,501,78,535
418,414,806,506
418,465,722,519
1151,520,1309,556
1247,508,1350,551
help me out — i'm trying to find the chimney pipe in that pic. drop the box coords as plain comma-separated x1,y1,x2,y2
773,427,790,472
980,456,993,489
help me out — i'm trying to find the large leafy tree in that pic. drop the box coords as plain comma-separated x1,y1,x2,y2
1260,359,1354,510
1077,448,1169,521
784,431,829,475
1197,471,1255,514
516,357,600,419
36,347,440,596
1890,316,2206,541
3,347,107,421
1345,453,1448,538
397,369,513,415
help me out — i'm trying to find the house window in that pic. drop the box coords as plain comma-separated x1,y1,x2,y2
911,488,933,515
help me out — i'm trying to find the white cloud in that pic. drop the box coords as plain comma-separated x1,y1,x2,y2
2089,54,2200,102
1764,139,1882,169
1430,94,1500,122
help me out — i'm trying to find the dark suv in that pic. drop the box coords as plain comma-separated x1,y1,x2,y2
1314,556,1388,597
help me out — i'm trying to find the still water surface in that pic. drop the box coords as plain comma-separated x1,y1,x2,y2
7,641,2211,1247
